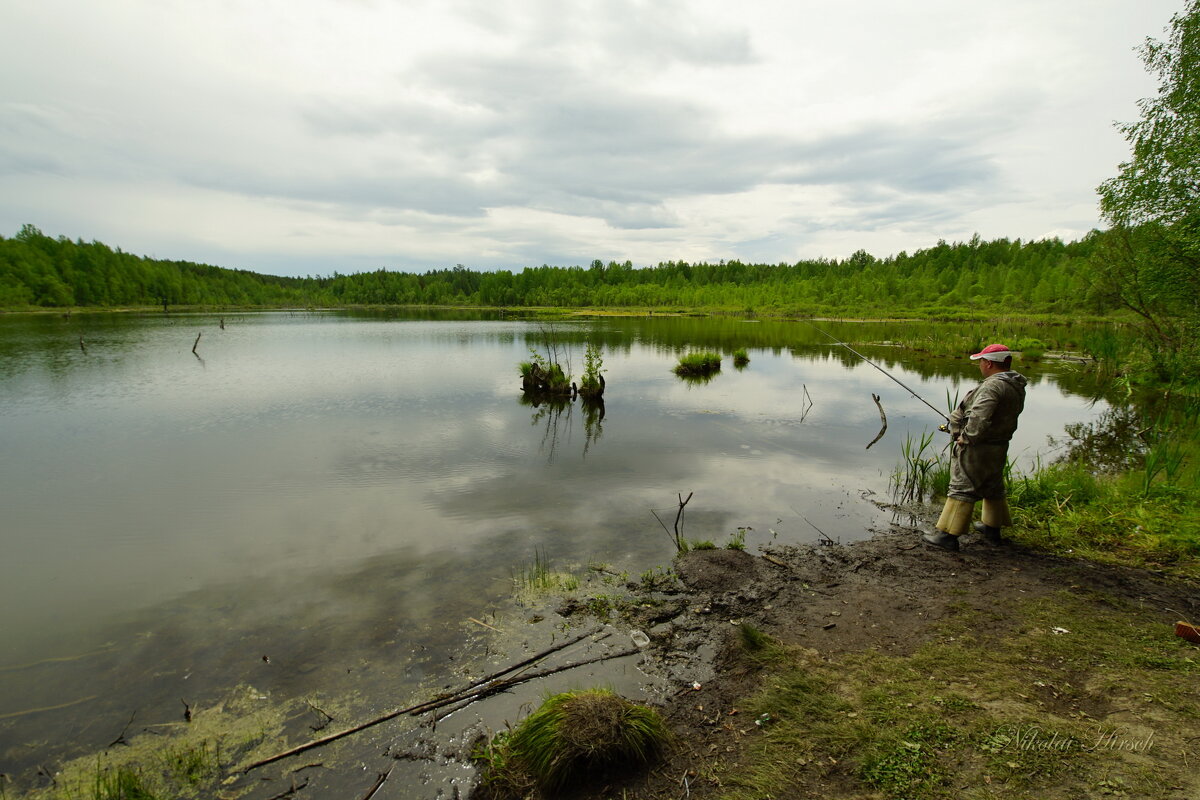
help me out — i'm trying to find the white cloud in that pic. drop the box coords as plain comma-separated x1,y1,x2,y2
0,0,1182,275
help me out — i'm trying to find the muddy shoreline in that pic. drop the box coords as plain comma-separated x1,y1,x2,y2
528,524,1200,799
12,523,1198,800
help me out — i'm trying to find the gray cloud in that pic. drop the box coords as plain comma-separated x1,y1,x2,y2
272,47,1005,233
0,0,1182,273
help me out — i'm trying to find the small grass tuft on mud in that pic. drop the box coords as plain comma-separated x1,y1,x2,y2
474,689,669,796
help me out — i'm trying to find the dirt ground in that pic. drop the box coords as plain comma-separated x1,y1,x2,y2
538,524,1200,800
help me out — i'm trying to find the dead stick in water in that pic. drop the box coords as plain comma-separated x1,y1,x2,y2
359,763,394,800
673,491,693,549
866,393,887,450
192,332,201,354
243,630,603,772
468,617,504,633
429,646,641,722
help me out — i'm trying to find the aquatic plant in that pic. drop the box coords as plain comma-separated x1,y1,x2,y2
673,351,722,376
732,347,750,367
1014,337,1045,360
891,430,946,503
726,527,749,550
579,342,606,398
481,689,669,792
512,548,579,598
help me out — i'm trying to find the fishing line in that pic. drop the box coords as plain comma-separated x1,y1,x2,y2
801,321,950,423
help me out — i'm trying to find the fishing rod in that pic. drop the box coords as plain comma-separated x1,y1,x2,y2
803,321,950,423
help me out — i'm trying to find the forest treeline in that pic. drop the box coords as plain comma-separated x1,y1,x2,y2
0,223,1108,316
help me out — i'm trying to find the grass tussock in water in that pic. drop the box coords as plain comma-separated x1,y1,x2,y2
673,351,722,377
474,689,669,795
512,548,580,602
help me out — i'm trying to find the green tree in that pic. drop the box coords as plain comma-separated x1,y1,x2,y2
1095,0,1200,376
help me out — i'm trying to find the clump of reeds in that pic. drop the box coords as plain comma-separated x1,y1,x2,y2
673,351,722,377
512,548,579,598
476,689,670,793
732,348,750,367
891,430,947,503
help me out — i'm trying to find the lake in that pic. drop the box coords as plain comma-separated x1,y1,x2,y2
0,310,1111,793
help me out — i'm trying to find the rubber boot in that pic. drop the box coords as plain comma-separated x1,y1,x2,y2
921,529,960,552
972,521,1003,545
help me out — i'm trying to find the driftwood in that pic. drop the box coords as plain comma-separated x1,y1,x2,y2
243,630,609,773
865,393,887,450
358,763,394,800
192,332,202,355
429,645,640,723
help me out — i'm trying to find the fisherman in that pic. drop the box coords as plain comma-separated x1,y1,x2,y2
922,344,1028,552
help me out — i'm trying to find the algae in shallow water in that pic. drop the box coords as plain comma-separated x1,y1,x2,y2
16,685,353,800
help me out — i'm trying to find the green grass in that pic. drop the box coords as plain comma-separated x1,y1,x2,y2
512,548,580,600
92,765,160,800
673,351,722,376
726,527,748,550
1007,458,1200,576
732,347,750,367
475,689,670,793
719,591,1198,800
890,430,947,503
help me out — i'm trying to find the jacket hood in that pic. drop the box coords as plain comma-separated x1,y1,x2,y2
991,370,1028,390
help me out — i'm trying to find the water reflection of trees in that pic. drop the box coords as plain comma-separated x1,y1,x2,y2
518,393,605,459
1049,405,1146,472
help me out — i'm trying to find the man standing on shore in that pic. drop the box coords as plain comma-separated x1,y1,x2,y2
923,344,1028,552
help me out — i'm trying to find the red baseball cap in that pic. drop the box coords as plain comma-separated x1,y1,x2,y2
970,343,1013,362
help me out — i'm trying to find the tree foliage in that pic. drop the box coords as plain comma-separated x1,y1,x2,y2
0,224,1115,317
1095,0,1200,376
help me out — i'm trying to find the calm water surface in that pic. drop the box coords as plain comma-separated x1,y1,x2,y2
0,311,1109,788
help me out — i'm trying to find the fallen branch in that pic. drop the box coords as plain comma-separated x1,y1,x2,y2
429,645,641,722
265,777,309,800
359,764,394,800
192,332,201,355
108,710,137,748
866,393,887,450
243,630,604,772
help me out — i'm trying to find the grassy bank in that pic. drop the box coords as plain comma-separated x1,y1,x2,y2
721,591,1199,800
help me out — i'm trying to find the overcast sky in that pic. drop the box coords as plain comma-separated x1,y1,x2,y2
0,0,1183,277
